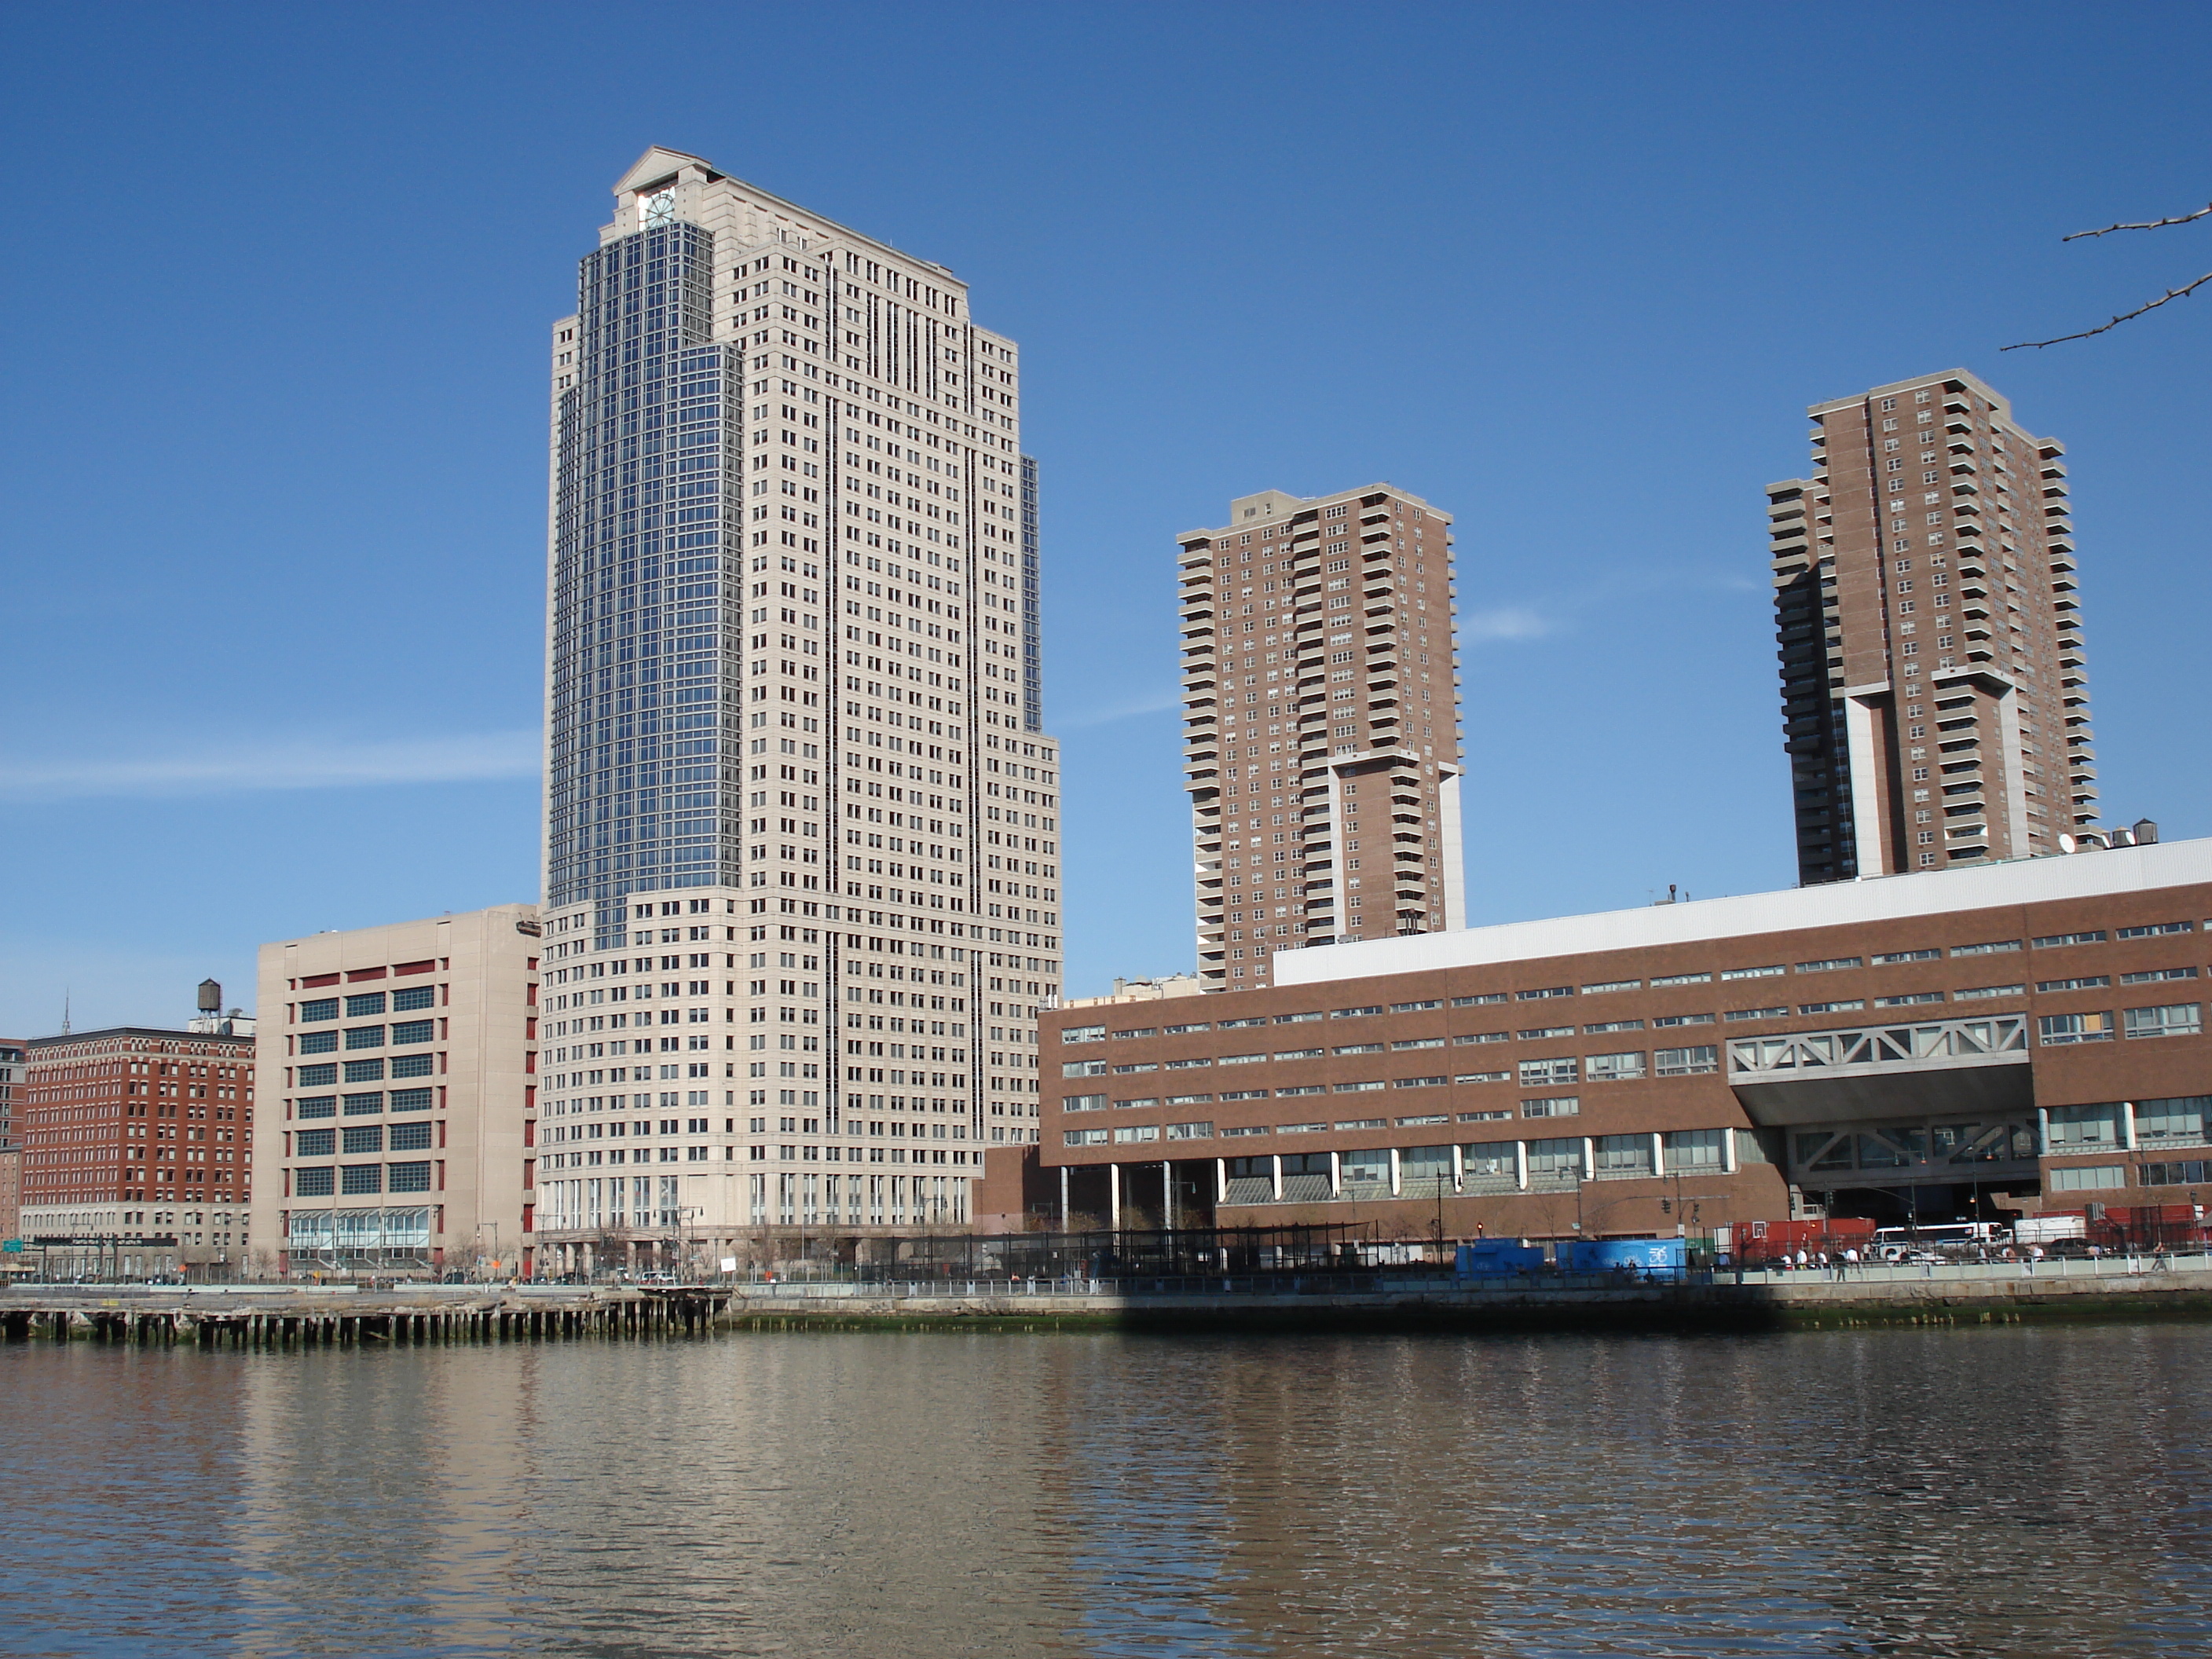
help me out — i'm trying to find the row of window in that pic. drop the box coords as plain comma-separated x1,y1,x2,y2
297,1021,436,1055
297,1056,434,1086
294,1163,432,1196
294,1089,432,1119
296,1122,435,1156
1075,1133,1734,1185
298,988,438,1022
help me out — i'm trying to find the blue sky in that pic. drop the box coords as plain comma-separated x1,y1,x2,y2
3,2,2210,1031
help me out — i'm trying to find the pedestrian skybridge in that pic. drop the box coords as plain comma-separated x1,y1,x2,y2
1727,1016,2032,1128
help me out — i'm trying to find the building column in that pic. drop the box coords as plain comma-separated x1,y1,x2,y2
1723,1130,1740,1175
1389,1147,1402,1196
1215,1158,1227,1207
1451,1144,1466,1192
2037,1106,2052,1156
1328,1151,1342,1199
2122,1101,2139,1151
1059,1164,1070,1230
1583,1137,1597,1184
1514,1141,1529,1192
1109,1163,1121,1233
1163,1161,1174,1229
1270,1154,1283,1200
1651,1131,1667,1180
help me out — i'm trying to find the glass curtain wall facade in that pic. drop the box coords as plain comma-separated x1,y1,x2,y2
548,221,739,936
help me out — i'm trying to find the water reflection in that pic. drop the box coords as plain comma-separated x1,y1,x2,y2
2,1326,2208,1657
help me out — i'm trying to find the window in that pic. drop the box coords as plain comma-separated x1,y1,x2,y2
392,986,437,1012
392,1054,434,1079
295,1096,335,1119
389,1120,434,1152
1651,1013,1715,1028
2142,1161,2212,1188
344,1025,385,1050
2122,967,2199,985
1875,992,1945,1008
2038,1012,2113,1046
1061,1094,1105,1112
1518,1057,1577,1087
1648,971,1712,987
391,1020,436,1045
1584,1020,1643,1035
297,1064,337,1087
391,1088,434,1112
1873,949,1939,965
295,1166,335,1196
2032,931,2105,949
295,1129,335,1158
342,1059,384,1083
2117,921,2194,939
345,992,386,1017
1720,965,1785,981
340,1164,383,1195
1522,1097,1580,1119
1451,993,1508,1007
1664,1128,1725,1171
1949,940,2021,958
1063,1128,1108,1146
1954,984,2024,1001
1166,1122,1213,1140
298,998,339,1023
1062,1060,1107,1078
1584,1052,1646,1082
1593,1134,1654,1176
1580,979,1641,995
1112,1125,1159,1144
387,1161,433,1192
2035,976,2109,993
1655,1046,1719,1076
2049,1165,2126,1192
1061,1024,1105,1044
2046,1102,2122,1148
1723,1006,1789,1023
2126,1004,2202,1040
2134,1096,2210,1145
1524,1135,1583,1177
1796,957,1862,973
342,1124,384,1155
342,1092,383,1116
1516,986,1573,1001
298,1031,339,1055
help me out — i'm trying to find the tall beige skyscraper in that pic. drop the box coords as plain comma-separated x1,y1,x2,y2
1176,485,1464,991
536,148,1058,1264
1768,370,2097,884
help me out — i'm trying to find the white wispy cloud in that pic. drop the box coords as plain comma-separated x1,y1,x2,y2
1055,689,1184,728
0,731,544,801
1460,606,1551,642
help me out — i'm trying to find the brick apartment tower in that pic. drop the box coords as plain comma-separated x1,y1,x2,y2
1768,371,2097,884
1177,485,1465,991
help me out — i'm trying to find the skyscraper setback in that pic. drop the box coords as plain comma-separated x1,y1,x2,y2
1769,371,2097,884
1177,486,1464,991
537,148,1059,1261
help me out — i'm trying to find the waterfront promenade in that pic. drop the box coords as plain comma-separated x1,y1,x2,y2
9,1253,2212,1341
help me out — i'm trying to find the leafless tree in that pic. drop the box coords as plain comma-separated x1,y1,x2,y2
2004,200,2212,349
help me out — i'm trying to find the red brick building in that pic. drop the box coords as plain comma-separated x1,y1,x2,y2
19,1025,255,1272
1035,839,2212,1240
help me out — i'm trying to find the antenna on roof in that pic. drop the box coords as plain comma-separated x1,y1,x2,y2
61,987,71,1036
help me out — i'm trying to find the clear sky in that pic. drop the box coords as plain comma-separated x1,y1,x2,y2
3,2,2210,1034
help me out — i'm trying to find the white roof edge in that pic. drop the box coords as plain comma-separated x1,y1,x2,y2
1274,840,2212,987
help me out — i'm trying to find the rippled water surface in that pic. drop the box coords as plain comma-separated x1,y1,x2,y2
5,1324,2212,1657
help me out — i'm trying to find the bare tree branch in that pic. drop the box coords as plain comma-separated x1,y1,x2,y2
2063,201,2212,242
2003,269,2212,350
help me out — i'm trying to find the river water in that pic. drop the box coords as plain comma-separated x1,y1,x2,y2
5,1324,2211,1657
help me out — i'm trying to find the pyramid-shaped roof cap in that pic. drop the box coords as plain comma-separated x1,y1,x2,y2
613,147,717,196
